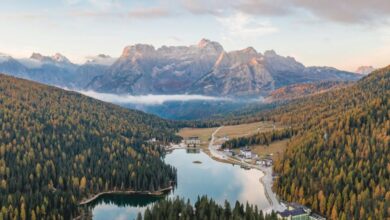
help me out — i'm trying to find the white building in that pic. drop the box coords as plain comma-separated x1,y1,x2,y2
184,136,201,146
240,148,252,159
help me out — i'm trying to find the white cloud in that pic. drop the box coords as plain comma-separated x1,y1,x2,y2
217,12,278,39
76,90,231,105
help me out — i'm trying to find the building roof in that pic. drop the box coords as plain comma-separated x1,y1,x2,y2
278,208,307,217
309,213,326,219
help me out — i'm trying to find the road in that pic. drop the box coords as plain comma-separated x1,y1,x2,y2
208,126,225,160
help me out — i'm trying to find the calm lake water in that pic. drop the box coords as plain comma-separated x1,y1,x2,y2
90,149,268,220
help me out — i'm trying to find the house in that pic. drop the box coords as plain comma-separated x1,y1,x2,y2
278,202,326,220
256,158,273,167
223,148,233,157
309,213,326,220
221,136,230,141
277,208,309,220
184,136,201,147
240,148,252,159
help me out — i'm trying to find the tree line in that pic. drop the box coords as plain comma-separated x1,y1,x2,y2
138,196,278,220
221,129,294,149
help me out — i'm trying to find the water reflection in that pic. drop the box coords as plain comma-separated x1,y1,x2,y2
91,149,268,220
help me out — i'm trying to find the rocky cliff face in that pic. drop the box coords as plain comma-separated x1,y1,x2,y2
87,39,360,97
1,39,361,97
87,39,224,94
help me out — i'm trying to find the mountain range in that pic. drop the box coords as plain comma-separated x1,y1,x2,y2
0,39,362,97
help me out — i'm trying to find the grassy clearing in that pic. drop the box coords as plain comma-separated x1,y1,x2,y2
177,127,216,153
177,121,281,153
215,121,277,139
250,139,289,161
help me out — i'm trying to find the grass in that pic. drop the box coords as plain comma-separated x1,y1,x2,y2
177,121,282,155
215,121,280,138
250,139,289,161
177,127,217,154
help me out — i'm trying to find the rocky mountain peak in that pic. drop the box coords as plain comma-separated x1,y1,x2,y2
197,38,224,53
121,44,156,58
264,50,277,57
30,52,70,64
30,52,45,61
52,53,70,63
242,47,257,55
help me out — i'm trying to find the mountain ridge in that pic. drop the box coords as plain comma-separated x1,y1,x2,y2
0,39,361,97
87,39,361,97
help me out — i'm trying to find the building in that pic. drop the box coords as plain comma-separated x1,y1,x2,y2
257,158,273,167
184,136,201,147
240,148,252,159
277,208,309,220
223,148,233,157
278,202,326,220
309,213,326,220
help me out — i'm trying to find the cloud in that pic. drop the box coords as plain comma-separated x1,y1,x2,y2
127,7,172,18
70,7,172,19
290,0,390,24
217,12,278,39
76,90,231,105
178,0,390,24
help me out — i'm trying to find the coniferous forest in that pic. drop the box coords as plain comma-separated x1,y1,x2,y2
224,66,390,219
272,66,390,219
0,74,180,219
139,196,278,220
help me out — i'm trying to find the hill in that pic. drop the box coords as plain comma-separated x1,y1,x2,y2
222,66,389,219
264,81,350,102
0,74,179,219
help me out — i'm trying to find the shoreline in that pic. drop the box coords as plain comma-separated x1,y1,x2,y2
79,185,173,205
206,126,285,212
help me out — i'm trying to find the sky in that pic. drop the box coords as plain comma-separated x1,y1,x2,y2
1,0,390,71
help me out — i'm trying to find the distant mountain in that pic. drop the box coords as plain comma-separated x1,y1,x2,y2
0,52,114,88
0,53,28,77
87,39,361,97
355,65,375,75
0,40,361,97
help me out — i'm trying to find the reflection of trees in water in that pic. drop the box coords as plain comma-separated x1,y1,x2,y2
83,193,169,209
186,148,200,154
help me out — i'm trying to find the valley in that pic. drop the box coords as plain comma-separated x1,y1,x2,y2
2,2,389,219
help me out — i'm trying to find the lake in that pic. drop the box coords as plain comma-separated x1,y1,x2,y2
90,149,269,220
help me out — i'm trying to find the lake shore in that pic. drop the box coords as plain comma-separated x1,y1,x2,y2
207,126,285,212
79,186,173,205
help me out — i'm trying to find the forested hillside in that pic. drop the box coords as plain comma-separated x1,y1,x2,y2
139,196,278,220
268,67,389,219
214,66,389,219
0,74,180,219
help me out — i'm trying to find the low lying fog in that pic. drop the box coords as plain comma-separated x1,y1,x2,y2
76,90,231,105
